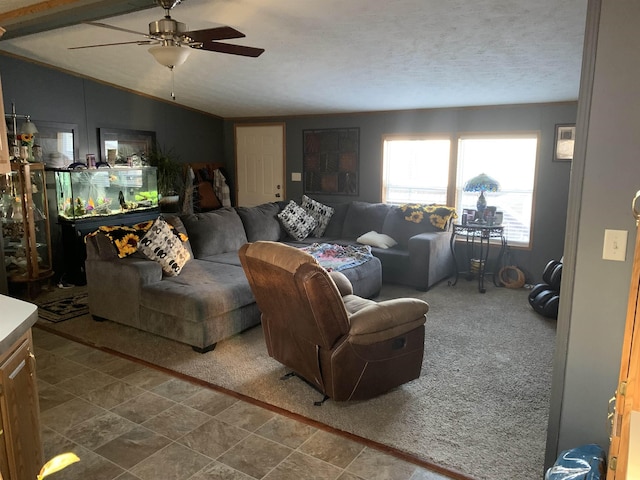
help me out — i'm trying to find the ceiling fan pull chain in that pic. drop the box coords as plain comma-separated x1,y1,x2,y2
170,66,176,101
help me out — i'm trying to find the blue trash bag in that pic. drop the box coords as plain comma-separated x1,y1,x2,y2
545,444,606,480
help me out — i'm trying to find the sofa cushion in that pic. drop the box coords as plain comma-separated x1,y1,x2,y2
277,200,317,241
138,217,191,276
198,252,242,267
236,202,283,242
164,215,194,259
381,207,428,248
323,203,350,238
180,208,248,258
341,202,391,239
140,260,256,321
301,195,334,236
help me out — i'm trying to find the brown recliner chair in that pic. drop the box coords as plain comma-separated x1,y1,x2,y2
239,241,429,402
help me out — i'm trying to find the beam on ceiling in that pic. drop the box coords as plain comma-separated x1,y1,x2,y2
0,0,155,40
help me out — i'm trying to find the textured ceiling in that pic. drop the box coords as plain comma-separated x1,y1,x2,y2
0,0,589,118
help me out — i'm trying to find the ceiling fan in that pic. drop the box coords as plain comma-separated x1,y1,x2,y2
69,0,265,69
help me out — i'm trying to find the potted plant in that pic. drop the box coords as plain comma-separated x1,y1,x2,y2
148,144,184,208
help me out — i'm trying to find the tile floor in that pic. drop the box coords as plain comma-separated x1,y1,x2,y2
33,328,456,480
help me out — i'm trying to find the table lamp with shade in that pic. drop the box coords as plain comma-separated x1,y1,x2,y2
463,173,500,223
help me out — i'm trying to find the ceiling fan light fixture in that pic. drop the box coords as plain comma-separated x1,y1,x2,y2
148,45,191,68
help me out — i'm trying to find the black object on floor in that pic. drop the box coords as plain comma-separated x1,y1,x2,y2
528,259,562,319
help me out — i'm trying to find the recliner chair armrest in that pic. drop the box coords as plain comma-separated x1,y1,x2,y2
329,271,354,296
347,298,428,345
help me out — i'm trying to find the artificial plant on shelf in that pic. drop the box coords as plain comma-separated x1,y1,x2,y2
147,143,184,199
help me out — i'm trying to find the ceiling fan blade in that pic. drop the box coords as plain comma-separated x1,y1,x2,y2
69,40,153,50
197,41,264,57
86,21,149,38
184,26,246,43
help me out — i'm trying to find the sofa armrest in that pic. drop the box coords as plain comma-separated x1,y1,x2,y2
405,231,452,289
86,256,163,287
120,257,164,285
85,232,118,261
85,256,163,325
347,298,428,345
407,231,448,257
85,231,163,285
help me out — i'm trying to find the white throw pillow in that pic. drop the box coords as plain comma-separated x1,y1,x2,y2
277,201,318,241
301,195,335,237
357,231,398,249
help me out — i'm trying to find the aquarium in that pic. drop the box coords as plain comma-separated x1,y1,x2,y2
53,166,159,221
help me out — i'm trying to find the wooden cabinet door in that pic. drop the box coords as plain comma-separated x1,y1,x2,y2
0,332,42,480
607,220,640,479
0,406,10,480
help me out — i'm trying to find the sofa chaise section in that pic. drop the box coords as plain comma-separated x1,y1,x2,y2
85,210,262,352
138,260,260,353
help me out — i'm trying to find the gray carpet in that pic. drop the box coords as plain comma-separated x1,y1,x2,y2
35,279,556,480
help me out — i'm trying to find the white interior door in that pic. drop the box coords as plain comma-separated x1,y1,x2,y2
235,124,285,207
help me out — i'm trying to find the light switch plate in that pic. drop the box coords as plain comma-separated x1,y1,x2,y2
291,172,302,182
603,229,628,261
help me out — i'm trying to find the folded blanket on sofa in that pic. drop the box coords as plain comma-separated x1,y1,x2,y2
301,243,373,272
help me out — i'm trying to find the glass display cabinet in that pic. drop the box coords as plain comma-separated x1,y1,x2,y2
1,162,53,295
52,166,160,285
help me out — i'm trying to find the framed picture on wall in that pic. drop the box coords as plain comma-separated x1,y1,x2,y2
554,124,576,162
35,121,78,168
99,127,156,165
303,128,359,195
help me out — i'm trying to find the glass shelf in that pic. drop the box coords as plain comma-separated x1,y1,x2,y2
1,162,54,293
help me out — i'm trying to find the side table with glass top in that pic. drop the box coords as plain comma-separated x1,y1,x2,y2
448,223,507,293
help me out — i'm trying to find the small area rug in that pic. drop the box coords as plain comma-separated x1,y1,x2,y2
36,292,89,323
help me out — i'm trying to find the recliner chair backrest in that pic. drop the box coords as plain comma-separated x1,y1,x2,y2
239,242,351,390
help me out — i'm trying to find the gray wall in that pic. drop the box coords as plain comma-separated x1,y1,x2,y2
0,53,225,281
226,103,577,281
550,0,639,463
0,52,577,284
0,54,225,163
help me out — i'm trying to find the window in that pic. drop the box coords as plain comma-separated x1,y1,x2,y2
457,136,538,247
382,137,451,204
382,133,538,247
57,132,74,163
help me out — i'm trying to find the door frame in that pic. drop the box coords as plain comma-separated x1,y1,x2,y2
544,0,600,469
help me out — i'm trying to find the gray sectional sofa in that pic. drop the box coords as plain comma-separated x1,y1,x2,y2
84,200,454,352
